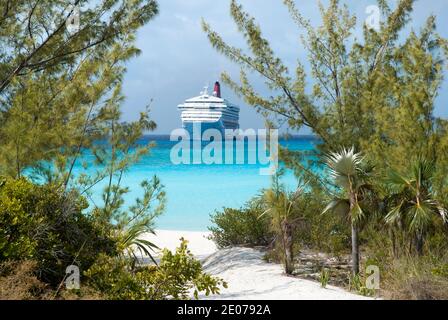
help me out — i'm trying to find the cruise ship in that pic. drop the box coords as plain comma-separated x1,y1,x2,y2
178,81,240,137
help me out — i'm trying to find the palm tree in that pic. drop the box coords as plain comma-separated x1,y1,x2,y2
261,171,305,275
115,177,166,268
323,147,372,275
385,159,447,256
119,219,160,268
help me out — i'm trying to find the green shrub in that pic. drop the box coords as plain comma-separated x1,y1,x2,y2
85,239,227,300
292,192,350,256
0,177,117,286
208,190,350,256
208,198,272,248
0,178,40,259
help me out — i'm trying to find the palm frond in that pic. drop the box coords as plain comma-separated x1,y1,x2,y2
385,200,405,225
413,159,435,186
325,147,363,189
134,239,159,265
119,220,160,265
322,198,350,217
437,205,448,223
386,169,412,192
385,159,446,233
407,201,434,233
350,201,365,223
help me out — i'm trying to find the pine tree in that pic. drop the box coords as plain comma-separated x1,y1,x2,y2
202,0,448,186
0,1,159,183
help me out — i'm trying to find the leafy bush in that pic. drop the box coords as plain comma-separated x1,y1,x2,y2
291,191,351,256
209,197,272,248
208,189,350,257
85,239,226,300
0,178,40,259
0,177,117,286
0,177,228,300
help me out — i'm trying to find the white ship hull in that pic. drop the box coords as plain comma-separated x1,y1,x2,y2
178,82,240,138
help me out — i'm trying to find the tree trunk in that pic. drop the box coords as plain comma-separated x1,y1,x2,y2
415,232,424,256
281,219,294,275
349,188,360,275
389,228,398,258
351,222,360,275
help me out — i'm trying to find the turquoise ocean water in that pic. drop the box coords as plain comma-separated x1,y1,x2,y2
72,135,318,231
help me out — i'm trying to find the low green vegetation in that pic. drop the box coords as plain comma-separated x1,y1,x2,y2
209,157,448,298
319,268,330,288
0,177,116,286
261,172,309,275
0,176,225,300
85,239,226,300
209,197,271,248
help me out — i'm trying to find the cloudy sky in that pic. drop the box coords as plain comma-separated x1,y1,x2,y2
120,0,448,134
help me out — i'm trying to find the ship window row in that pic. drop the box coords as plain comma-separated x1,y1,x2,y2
182,116,239,120
182,111,239,117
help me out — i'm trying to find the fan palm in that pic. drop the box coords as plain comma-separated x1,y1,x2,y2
261,172,306,275
323,147,372,275
385,159,447,255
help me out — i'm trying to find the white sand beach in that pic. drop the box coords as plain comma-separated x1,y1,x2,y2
143,229,218,259
144,230,373,300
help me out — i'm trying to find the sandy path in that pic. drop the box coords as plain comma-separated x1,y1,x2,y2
200,247,372,300
144,230,372,300
142,229,217,260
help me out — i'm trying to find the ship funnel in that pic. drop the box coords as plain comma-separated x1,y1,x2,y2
213,81,221,98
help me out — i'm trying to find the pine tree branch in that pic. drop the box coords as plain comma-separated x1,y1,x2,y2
0,0,82,94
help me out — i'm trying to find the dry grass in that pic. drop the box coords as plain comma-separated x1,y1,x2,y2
381,256,448,300
0,260,103,300
0,260,50,300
